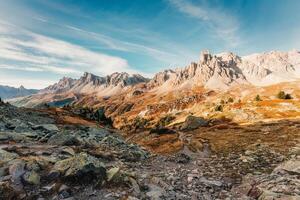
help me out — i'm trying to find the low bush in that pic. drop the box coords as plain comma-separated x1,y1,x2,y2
255,94,262,101
215,105,223,112
277,91,292,99
228,97,234,103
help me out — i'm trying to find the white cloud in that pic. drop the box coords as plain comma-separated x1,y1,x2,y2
168,0,242,48
0,21,132,77
0,75,57,89
0,64,44,72
62,25,183,64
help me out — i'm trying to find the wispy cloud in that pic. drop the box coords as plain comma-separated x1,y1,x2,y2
0,20,134,76
37,20,189,65
168,0,242,48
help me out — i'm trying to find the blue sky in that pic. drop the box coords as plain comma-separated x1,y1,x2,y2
0,0,299,88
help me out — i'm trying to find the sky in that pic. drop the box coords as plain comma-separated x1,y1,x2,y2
0,0,299,89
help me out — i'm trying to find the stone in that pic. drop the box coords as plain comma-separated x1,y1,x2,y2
61,147,76,156
198,177,223,187
181,115,209,131
48,133,80,146
51,153,106,183
274,158,300,175
22,171,40,185
32,124,59,132
9,160,25,192
146,184,165,200
107,167,120,182
0,149,18,163
0,134,10,141
0,167,8,177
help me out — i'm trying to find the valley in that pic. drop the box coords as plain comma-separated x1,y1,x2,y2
1,50,300,199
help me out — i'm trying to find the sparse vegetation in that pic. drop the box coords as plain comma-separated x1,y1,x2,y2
215,105,223,112
132,116,149,130
220,100,225,104
285,93,293,99
156,114,175,128
255,94,262,101
277,91,292,99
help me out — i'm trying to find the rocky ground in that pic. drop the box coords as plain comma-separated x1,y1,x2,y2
0,101,299,199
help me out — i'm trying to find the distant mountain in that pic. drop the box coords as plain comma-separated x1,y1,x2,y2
40,72,149,95
9,50,300,108
147,50,248,91
148,50,300,91
0,85,39,100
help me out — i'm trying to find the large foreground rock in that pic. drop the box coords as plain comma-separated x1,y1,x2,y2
232,157,300,199
50,153,106,184
274,158,300,175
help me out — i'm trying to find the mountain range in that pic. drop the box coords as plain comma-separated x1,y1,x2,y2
7,50,300,109
0,85,38,100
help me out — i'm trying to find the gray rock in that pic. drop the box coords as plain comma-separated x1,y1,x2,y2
50,153,106,183
181,115,209,131
274,158,300,175
9,160,25,192
0,149,18,163
22,171,40,185
48,133,80,146
146,184,165,200
33,124,59,132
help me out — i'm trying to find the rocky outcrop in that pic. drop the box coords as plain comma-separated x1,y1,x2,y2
39,77,76,94
181,115,209,131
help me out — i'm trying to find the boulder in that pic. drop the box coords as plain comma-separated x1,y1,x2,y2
48,133,80,146
107,167,120,182
0,149,18,163
9,160,25,192
50,153,106,184
181,115,209,131
22,171,40,185
273,158,300,175
32,124,59,132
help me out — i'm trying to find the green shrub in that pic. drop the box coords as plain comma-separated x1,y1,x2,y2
255,95,262,101
277,91,292,99
285,93,292,99
133,116,149,130
220,100,225,104
156,114,175,128
228,97,234,103
277,91,286,99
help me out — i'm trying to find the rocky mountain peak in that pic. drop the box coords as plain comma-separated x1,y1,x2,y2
19,85,25,90
200,50,213,64
106,72,149,87
81,72,101,83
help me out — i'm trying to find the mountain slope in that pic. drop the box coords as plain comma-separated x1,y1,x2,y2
240,50,300,85
0,85,38,99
